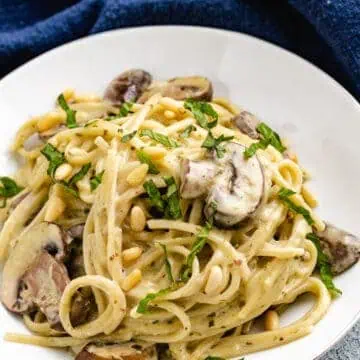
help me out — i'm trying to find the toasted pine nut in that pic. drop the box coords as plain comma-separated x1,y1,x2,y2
123,247,143,264
95,136,109,151
45,196,66,222
54,163,73,181
205,265,223,295
126,164,149,186
301,185,318,208
122,269,142,291
264,310,279,331
37,111,65,132
142,146,167,160
65,147,91,165
130,206,146,232
164,110,176,119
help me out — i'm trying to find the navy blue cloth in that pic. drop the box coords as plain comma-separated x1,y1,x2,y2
0,0,359,100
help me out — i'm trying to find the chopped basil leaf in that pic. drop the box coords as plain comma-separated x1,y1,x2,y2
90,170,104,191
257,123,286,153
57,94,77,129
201,131,234,158
143,180,165,212
0,177,24,208
136,150,160,175
205,357,227,360
244,139,268,158
140,129,179,148
278,188,314,226
68,163,91,187
180,125,197,138
306,233,342,297
184,99,218,130
161,244,174,283
137,287,172,314
41,143,66,178
121,131,137,143
163,176,182,219
244,122,286,158
61,163,91,197
180,222,212,281
119,101,134,117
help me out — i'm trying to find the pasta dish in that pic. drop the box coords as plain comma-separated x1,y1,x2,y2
1,70,359,360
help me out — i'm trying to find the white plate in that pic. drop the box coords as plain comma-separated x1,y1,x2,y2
0,26,359,360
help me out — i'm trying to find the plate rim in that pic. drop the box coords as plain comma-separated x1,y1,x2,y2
0,25,359,360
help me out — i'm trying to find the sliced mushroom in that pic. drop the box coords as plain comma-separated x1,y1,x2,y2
21,252,70,324
180,143,265,228
76,343,158,360
315,223,360,275
138,76,213,103
69,291,93,327
232,111,260,139
180,159,217,199
204,143,264,227
1,222,71,324
104,69,152,104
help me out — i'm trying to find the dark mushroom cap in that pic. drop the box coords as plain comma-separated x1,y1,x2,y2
315,223,360,275
104,69,152,104
232,111,260,139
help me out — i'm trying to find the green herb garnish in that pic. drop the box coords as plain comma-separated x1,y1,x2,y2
202,132,234,158
306,233,342,297
57,94,77,129
140,129,179,148
278,188,314,226
136,150,160,175
41,143,66,178
0,177,24,208
121,131,137,143
161,244,174,283
61,163,91,197
137,288,172,314
244,122,286,158
205,356,228,360
119,101,134,117
180,223,212,281
90,170,104,191
184,99,218,130
163,176,182,219
180,125,197,138
143,180,165,212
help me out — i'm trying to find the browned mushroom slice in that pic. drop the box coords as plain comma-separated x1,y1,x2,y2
21,252,70,324
104,69,152,104
204,143,265,228
163,76,213,101
232,111,260,139
75,343,158,360
138,76,213,103
180,159,217,199
315,223,360,275
0,222,71,324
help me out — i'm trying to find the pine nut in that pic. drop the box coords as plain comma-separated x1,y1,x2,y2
95,136,109,151
205,265,223,295
164,110,176,119
126,164,149,186
130,206,146,232
54,163,73,181
123,247,143,264
142,147,167,160
45,196,66,222
264,310,279,331
122,269,142,291
37,111,65,132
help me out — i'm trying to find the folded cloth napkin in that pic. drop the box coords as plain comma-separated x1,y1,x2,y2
0,0,360,358
0,0,359,100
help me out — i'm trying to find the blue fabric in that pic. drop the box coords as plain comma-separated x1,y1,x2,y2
0,0,359,99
